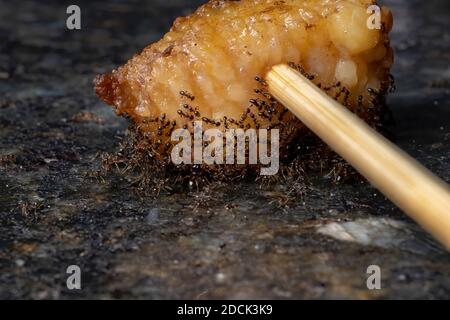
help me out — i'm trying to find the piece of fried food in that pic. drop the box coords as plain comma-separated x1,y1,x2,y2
95,0,393,159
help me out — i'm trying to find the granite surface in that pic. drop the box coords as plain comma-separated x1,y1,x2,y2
0,0,449,299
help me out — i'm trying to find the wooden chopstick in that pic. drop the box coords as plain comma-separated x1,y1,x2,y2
266,64,450,250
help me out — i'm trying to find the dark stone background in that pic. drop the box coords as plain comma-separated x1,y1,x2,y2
0,0,449,299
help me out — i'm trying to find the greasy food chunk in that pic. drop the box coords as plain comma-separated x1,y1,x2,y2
95,0,394,159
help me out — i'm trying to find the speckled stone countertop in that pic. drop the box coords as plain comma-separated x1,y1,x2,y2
0,0,449,299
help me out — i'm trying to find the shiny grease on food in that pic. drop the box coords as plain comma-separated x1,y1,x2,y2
95,0,394,158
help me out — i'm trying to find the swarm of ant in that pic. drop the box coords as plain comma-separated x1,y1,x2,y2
95,62,394,199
